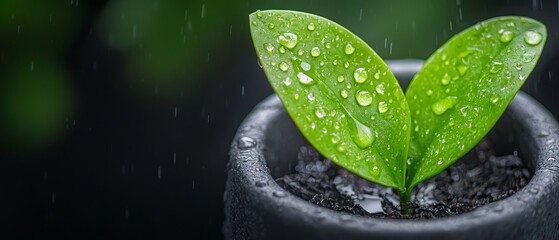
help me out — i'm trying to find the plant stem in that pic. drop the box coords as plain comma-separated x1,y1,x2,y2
399,187,412,215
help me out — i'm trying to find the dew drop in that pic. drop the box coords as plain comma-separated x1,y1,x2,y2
431,96,458,115
489,61,503,73
297,72,314,85
331,134,340,144
426,89,433,96
283,77,292,86
337,142,347,152
514,63,523,70
349,117,375,148
307,92,315,101
256,11,263,18
267,23,275,30
441,73,451,85
279,46,286,53
377,101,388,113
490,95,500,104
501,71,511,80
353,68,368,83
374,71,380,80
375,83,385,95
355,91,373,106
337,75,345,83
344,62,350,69
340,89,348,99
297,49,305,56
237,137,257,149
325,42,331,49
315,107,326,119
457,65,468,75
437,160,443,165
279,62,289,72
499,31,514,43
370,166,380,177
311,47,321,57
301,62,311,71
522,52,535,63
307,22,316,31
264,43,274,52
524,31,542,45
278,32,298,49
344,43,355,55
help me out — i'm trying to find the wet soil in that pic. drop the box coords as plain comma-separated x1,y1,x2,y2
276,138,531,219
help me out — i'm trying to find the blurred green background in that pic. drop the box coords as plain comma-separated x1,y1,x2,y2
1,0,557,238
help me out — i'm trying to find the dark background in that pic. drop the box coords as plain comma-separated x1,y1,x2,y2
0,0,558,239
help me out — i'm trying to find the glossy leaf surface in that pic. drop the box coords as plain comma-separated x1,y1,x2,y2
406,16,546,188
250,10,410,190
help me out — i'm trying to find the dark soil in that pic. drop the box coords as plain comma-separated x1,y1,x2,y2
276,138,531,219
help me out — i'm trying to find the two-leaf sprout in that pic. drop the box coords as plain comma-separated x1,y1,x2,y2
249,10,546,215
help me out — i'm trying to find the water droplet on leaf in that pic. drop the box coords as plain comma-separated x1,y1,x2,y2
499,31,514,43
349,117,375,148
355,91,373,106
490,95,500,104
378,101,388,113
441,73,451,85
278,32,298,49
283,77,292,86
307,22,316,31
311,47,321,57
522,52,535,63
370,166,380,177
375,83,385,95
315,107,326,119
489,61,503,73
279,62,289,72
524,31,542,45
307,92,315,101
431,96,458,115
457,65,468,75
297,72,314,85
353,68,368,83
340,89,348,98
337,75,345,83
331,134,340,144
264,43,274,52
300,62,311,71
344,43,355,55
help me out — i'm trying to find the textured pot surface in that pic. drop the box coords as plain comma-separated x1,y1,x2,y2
224,61,559,240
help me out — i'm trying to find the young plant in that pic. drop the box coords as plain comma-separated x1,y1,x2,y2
249,10,546,214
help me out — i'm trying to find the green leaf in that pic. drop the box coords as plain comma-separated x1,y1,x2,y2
405,16,546,188
249,10,410,190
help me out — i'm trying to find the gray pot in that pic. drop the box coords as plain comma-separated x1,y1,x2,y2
224,60,559,240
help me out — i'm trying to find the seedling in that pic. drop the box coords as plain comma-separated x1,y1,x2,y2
249,10,546,214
